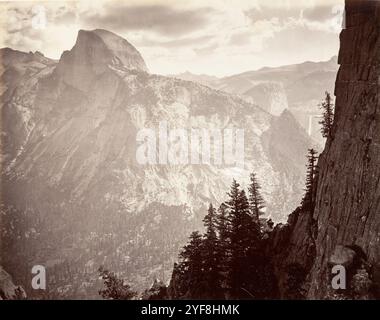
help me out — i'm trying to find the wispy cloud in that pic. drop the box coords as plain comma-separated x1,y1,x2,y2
0,0,344,76
82,4,216,37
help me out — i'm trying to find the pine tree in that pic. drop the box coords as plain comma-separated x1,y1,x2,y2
226,179,241,217
225,180,260,297
203,203,218,244
202,203,222,297
169,180,279,299
248,172,265,222
301,148,318,210
142,279,167,300
236,189,260,252
216,203,230,247
319,91,335,138
216,203,230,258
98,266,136,300
216,203,230,288
224,180,242,294
178,231,204,297
180,231,203,275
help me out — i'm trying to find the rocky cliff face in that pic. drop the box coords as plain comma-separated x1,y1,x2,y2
56,29,147,92
270,0,380,299
308,0,380,299
0,266,26,300
1,29,313,297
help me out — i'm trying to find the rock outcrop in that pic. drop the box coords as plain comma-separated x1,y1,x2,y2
56,29,148,92
270,0,380,299
308,0,380,299
0,266,26,300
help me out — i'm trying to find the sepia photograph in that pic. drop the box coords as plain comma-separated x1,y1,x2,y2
0,0,379,307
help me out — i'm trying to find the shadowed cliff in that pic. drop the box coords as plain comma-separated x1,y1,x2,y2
269,0,380,299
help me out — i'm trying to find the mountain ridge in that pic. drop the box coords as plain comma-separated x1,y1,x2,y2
171,56,338,144
1,28,316,298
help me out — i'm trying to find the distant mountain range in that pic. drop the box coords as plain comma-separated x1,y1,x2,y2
171,56,338,145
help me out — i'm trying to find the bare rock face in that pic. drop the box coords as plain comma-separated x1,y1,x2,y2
267,207,317,298
0,266,26,300
270,0,380,299
56,29,148,91
0,48,56,162
243,82,288,116
328,245,356,268
307,0,380,299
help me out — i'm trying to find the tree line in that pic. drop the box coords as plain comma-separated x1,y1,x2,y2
170,173,276,299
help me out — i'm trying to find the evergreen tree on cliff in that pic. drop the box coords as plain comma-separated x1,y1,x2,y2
216,203,230,275
301,148,318,210
319,91,335,138
248,172,266,222
169,180,278,299
178,231,204,298
98,266,136,300
202,203,223,297
225,180,261,297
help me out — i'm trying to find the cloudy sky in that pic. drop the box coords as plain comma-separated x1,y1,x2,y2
0,0,344,76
